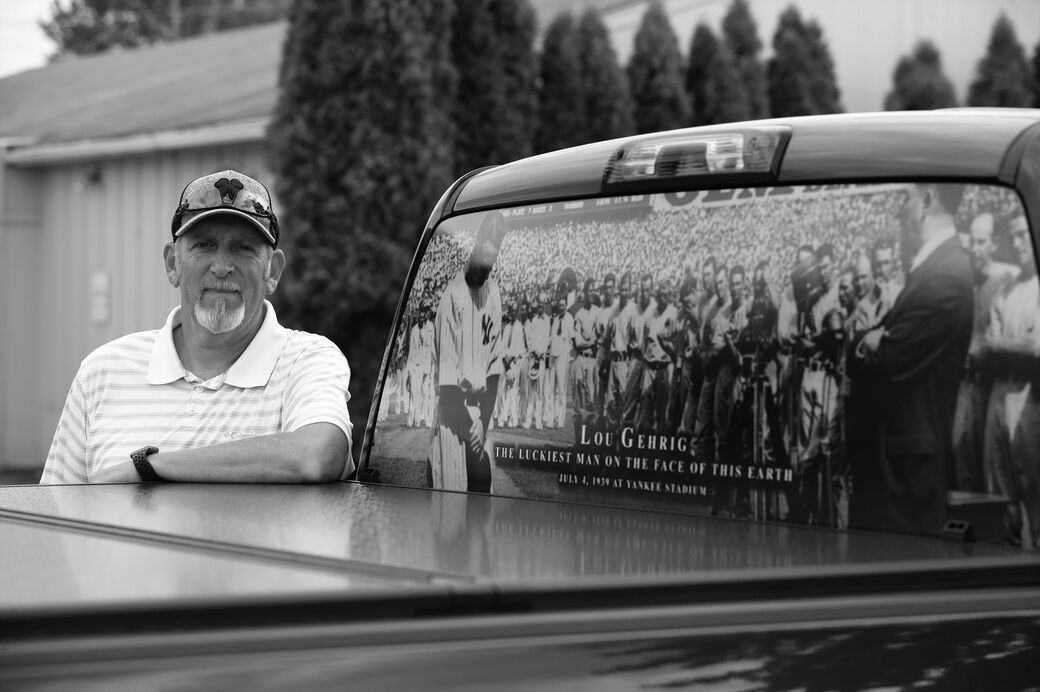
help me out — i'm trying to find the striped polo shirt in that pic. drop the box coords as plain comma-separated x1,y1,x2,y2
41,301,353,484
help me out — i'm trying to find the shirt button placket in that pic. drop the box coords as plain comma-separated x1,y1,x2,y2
186,383,202,416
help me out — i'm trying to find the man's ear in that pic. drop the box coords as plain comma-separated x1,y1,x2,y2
921,186,936,214
163,242,180,288
266,248,286,294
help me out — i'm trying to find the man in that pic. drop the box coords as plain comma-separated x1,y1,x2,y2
873,237,903,307
692,263,729,464
605,273,639,430
980,213,1039,546
637,277,678,433
621,273,657,427
42,170,353,484
854,183,974,536
523,290,551,430
594,273,618,428
849,253,890,336
428,212,507,492
670,279,702,436
498,301,526,429
712,265,750,464
734,261,784,520
548,293,574,429
572,278,600,441
516,298,533,428
952,213,1018,492
406,306,425,427
812,243,842,330
838,264,857,318
419,303,436,426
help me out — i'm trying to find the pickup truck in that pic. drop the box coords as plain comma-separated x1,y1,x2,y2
3,109,1039,690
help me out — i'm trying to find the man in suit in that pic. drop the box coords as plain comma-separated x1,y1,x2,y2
852,184,974,536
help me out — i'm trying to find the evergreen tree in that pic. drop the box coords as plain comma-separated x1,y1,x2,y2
535,13,586,153
627,0,691,133
269,0,456,451
883,41,957,110
41,0,290,57
489,0,538,162
451,0,503,174
803,18,842,113
451,0,538,174
767,7,814,116
768,6,841,116
967,14,1032,107
686,22,749,126
1033,39,1040,107
577,9,634,142
721,0,769,118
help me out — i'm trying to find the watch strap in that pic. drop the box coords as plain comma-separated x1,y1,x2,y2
130,445,164,482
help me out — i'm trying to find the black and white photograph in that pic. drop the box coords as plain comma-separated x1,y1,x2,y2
2,0,1040,688
371,181,1040,547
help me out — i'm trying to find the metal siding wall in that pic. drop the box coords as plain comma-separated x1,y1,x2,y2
0,166,44,470
3,141,272,474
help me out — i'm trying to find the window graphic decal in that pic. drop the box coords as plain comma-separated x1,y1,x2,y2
369,183,1038,547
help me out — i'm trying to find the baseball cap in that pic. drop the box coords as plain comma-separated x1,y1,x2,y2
171,169,279,246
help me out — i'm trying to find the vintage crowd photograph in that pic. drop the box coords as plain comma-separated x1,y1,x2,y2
371,182,1037,546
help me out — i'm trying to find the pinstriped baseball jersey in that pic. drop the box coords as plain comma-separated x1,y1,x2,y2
435,273,503,392
41,301,353,484
609,301,639,353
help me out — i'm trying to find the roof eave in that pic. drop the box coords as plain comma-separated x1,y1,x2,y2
2,118,269,167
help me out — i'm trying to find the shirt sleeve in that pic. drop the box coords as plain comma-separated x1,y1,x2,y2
40,375,90,484
282,341,355,479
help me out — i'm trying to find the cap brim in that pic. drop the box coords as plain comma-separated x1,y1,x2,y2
175,209,276,245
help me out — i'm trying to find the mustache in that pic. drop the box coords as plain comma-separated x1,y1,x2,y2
201,280,240,292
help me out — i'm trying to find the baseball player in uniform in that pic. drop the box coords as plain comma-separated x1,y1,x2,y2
980,213,1040,547
572,278,600,441
595,273,618,427
605,272,639,430
952,213,1018,492
419,306,436,426
524,292,551,430
637,277,678,433
621,273,657,428
427,213,506,493
499,303,526,428
548,293,574,428
406,310,424,427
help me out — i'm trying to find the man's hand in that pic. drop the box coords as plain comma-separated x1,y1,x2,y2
857,327,886,361
91,462,142,484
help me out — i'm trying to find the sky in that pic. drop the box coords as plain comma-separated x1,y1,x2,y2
0,0,57,79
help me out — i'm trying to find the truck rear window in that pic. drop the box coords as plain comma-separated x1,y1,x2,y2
367,183,1039,548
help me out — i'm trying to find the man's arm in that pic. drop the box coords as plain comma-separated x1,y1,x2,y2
92,424,349,484
92,427,351,485
872,273,973,382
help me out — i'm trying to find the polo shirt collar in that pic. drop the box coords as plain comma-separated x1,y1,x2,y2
147,300,288,388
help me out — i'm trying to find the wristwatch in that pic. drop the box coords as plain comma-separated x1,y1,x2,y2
130,445,164,482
